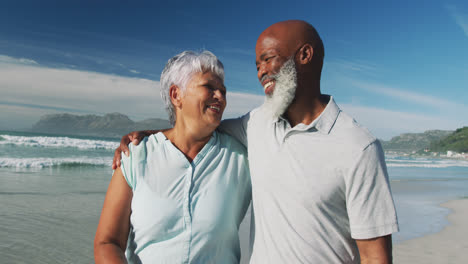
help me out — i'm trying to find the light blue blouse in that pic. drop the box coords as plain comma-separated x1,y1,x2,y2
120,131,251,264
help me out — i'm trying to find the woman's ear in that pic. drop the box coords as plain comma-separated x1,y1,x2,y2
169,84,182,108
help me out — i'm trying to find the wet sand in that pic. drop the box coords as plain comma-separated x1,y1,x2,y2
394,198,468,263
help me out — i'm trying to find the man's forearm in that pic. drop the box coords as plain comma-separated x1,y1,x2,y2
142,129,165,136
356,235,393,264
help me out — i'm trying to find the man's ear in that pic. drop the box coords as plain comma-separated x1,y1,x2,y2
297,43,314,65
169,84,182,108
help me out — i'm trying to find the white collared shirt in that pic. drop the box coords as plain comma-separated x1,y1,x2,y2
220,95,398,263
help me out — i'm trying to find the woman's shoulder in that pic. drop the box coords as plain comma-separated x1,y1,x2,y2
127,133,166,161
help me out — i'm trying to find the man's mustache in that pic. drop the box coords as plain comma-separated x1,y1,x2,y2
260,74,277,84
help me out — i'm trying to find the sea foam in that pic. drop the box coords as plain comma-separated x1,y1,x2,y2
0,135,118,150
0,157,112,168
386,158,468,168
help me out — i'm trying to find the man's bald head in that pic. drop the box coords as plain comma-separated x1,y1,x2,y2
255,20,325,101
257,20,324,66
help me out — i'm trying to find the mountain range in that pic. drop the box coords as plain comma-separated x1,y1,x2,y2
381,128,468,154
31,113,171,138
381,130,453,152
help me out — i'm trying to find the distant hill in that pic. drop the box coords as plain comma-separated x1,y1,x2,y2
31,113,171,138
381,130,453,152
429,127,468,153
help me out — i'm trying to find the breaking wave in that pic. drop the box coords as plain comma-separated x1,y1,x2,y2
0,157,112,168
386,158,468,168
0,135,118,150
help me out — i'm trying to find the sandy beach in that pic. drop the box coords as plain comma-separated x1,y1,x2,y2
394,198,468,263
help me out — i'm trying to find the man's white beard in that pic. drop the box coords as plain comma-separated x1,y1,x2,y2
261,58,297,120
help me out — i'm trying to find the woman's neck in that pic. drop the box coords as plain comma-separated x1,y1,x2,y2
163,120,213,162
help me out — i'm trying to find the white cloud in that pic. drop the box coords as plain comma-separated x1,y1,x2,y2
0,104,65,130
348,79,468,112
0,64,161,119
327,59,378,73
0,55,38,66
447,5,468,37
341,104,464,140
225,91,263,118
342,79,467,138
0,58,264,130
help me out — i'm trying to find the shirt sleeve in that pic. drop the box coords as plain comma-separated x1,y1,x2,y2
218,112,251,147
345,140,399,239
120,144,136,189
237,154,252,226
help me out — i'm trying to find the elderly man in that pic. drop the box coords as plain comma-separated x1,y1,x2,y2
113,20,398,263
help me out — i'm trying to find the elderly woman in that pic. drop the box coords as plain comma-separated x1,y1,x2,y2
94,51,251,263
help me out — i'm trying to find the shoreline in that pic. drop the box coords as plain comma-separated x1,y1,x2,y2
385,151,468,162
393,198,468,263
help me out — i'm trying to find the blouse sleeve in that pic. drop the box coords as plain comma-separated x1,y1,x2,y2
120,138,149,190
120,144,136,189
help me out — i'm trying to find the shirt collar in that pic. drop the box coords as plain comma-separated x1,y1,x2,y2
313,95,340,134
275,95,341,134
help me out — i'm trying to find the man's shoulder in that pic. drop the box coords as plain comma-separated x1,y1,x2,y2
250,106,262,116
332,110,378,151
216,131,247,154
244,106,276,130
247,106,267,121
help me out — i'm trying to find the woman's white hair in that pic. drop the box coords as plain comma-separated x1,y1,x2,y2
160,50,224,125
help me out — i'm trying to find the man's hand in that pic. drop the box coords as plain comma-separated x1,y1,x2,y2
112,130,160,170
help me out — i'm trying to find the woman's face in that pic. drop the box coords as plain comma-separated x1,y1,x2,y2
180,71,226,129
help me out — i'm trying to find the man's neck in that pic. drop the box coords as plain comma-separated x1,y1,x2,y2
284,93,328,127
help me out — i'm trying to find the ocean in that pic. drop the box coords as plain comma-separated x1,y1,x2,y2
1,130,468,263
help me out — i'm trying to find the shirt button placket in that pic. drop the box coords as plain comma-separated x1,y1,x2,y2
182,163,194,264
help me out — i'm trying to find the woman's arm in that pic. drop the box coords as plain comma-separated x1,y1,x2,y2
94,168,133,264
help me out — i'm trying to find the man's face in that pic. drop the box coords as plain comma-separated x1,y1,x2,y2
255,35,291,96
256,33,298,119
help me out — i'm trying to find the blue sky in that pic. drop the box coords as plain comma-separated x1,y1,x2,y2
0,0,467,139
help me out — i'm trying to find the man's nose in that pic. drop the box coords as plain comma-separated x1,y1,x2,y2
257,64,267,81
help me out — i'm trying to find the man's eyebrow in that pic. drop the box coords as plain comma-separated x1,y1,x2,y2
255,53,267,66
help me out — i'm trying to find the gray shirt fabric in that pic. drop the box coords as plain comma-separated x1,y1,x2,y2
220,95,398,263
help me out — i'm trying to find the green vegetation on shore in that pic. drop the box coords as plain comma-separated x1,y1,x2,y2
429,127,468,153
382,127,468,155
